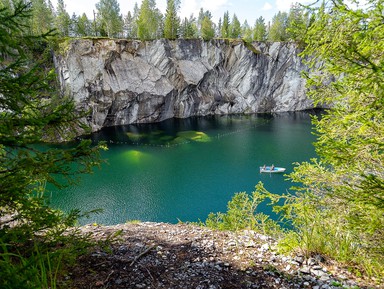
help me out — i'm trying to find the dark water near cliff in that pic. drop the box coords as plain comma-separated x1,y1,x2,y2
48,112,317,225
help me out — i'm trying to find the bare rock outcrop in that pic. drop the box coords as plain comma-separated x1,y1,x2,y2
54,39,311,132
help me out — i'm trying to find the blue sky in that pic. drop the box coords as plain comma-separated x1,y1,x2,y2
59,0,314,25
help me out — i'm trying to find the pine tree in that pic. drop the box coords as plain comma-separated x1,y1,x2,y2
69,12,77,36
180,14,197,39
122,11,131,38
268,11,288,41
228,13,241,38
221,11,230,38
137,0,161,40
0,0,13,11
96,0,123,37
29,0,55,35
75,12,92,36
253,16,267,41
164,0,180,39
197,7,204,35
0,1,103,243
286,3,310,43
197,8,212,37
241,20,252,42
201,15,214,40
130,2,140,39
55,0,71,36
216,17,222,37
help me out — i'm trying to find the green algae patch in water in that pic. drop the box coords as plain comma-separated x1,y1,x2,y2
177,131,211,142
126,132,145,141
121,149,151,164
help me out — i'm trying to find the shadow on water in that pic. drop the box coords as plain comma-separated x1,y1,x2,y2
48,112,318,225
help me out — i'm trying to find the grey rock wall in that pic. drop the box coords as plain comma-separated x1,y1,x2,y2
54,39,312,132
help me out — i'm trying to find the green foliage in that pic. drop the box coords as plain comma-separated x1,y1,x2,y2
0,2,104,286
55,0,71,37
0,232,94,288
95,0,123,37
163,0,180,39
123,3,140,39
253,16,267,41
220,10,230,38
180,15,198,39
123,11,135,38
286,3,310,44
204,182,281,236
201,15,214,41
241,20,253,42
0,0,300,41
74,13,93,37
137,0,163,40
228,13,241,39
0,242,61,289
29,0,55,35
268,11,288,41
279,0,384,280
0,0,302,41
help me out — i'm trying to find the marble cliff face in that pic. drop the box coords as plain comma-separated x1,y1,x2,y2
54,39,312,131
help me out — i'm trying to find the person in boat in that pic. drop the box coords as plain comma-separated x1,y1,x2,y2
271,164,275,170
262,164,266,170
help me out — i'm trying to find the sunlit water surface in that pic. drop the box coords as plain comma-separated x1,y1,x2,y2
48,112,317,225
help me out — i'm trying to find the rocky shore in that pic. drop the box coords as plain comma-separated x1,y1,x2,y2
65,222,380,289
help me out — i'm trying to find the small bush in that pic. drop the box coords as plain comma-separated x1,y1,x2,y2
204,182,282,237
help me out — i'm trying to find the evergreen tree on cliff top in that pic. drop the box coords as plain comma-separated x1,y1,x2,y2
253,16,267,41
220,10,230,38
55,0,71,36
137,0,162,40
29,0,55,35
201,15,214,40
285,0,384,278
268,11,288,41
228,13,241,38
96,0,123,37
164,0,180,39
0,1,103,243
179,15,198,39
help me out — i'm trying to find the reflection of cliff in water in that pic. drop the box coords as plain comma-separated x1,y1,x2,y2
85,110,322,148
85,114,262,147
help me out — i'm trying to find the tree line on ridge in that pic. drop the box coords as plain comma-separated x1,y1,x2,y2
0,0,312,42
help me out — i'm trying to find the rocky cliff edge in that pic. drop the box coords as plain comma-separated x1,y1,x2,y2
54,39,312,132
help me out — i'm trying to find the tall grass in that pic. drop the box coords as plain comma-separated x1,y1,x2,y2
0,242,65,289
202,182,384,283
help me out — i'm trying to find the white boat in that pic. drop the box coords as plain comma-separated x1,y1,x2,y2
260,166,286,173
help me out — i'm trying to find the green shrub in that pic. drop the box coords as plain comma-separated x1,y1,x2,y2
204,182,282,237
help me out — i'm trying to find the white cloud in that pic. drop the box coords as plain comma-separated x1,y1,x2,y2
262,2,273,11
180,0,200,19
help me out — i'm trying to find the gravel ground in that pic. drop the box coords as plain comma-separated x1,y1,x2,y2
65,222,381,289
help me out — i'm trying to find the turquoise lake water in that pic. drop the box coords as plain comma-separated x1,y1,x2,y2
48,112,317,225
